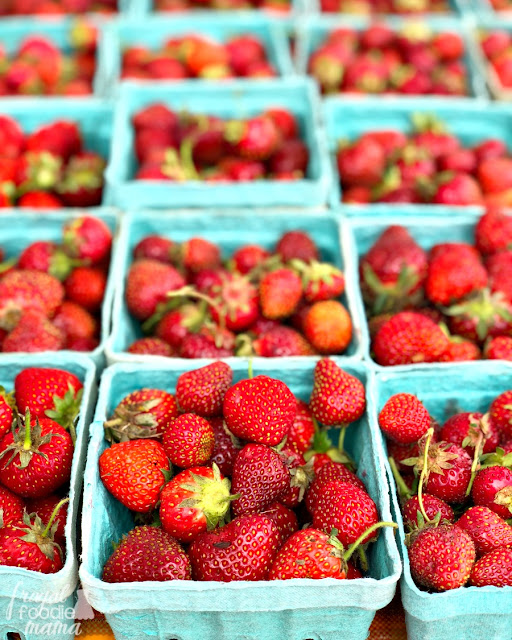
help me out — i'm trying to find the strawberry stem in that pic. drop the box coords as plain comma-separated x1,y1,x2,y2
42,497,69,538
23,409,31,451
388,456,411,499
466,430,484,497
166,286,226,335
247,358,254,379
337,427,346,452
343,521,398,563
417,428,434,523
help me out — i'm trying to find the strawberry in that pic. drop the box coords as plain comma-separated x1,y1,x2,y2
104,388,179,442
268,139,309,175
132,104,178,134
485,335,512,360
378,393,430,444
17,241,76,281
478,158,512,194
291,261,345,303
209,417,242,477
2,310,64,353
176,361,233,417
475,207,512,255
457,505,512,556
259,268,302,319
53,301,97,344
231,443,289,517
305,461,366,514
373,311,449,366
25,493,67,546
489,390,512,441
225,34,265,76
188,514,280,581
470,547,512,587
155,303,206,349
64,266,106,312
445,289,512,344
438,337,481,362
162,413,215,468
159,464,235,543
176,237,221,274
225,115,280,161
0,115,24,158
133,235,174,264
251,326,317,357
180,332,234,358
0,511,64,574
261,501,298,546
14,366,83,432
223,375,295,446
431,173,483,206
276,230,319,263
303,300,352,355
440,412,499,456
0,389,15,441
126,259,186,321
287,398,315,454
0,412,73,498
127,337,173,357
17,191,63,208
102,525,191,583
408,524,475,591
337,137,386,188
277,446,313,509
309,358,366,427
0,485,24,526
25,121,82,163
312,480,379,546
402,494,454,528
209,272,259,332
231,244,270,275
99,439,170,513
472,466,512,520
62,215,112,265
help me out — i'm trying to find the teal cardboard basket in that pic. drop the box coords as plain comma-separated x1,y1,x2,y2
100,14,294,97
296,15,487,99
126,0,304,18
79,360,401,640
104,78,332,209
323,96,512,208
0,353,96,640
370,362,512,640
0,208,119,370
104,208,367,364
306,0,467,14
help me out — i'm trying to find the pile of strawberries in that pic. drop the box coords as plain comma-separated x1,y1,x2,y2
309,24,468,96
0,31,97,97
480,30,512,90
132,104,309,183
155,0,291,12
361,207,512,365
99,359,395,583
380,390,512,591
0,0,117,13
319,0,450,13
337,114,512,206
0,214,111,353
122,33,277,81
125,228,352,358
0,367,84,575
0,116,106,209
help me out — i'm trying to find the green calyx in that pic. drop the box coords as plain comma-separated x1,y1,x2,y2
0,410,55,471
329,521,398,567
223,120,247,146
19,498,68,561
480,447,512,469
104,397,163,443
411,112,448,135
17,151,62,195
177,463,239,530
45,383,82,444
444,289,512,342
48,249,83,282
362,261,420,315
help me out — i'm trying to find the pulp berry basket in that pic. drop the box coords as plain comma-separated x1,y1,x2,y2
79,360,401,640
104,208,367,364
305,0,467,15
323,96,512,208
125,0,304,18
469,18,512,100
104,78,332,209
370,362,512,640
100,14,294,97
295,14,487,99
0,353,96,640
0,208,119,369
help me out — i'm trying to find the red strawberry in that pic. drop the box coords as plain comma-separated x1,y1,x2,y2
277,447,313,509
293,261,345,303
231,443,289,517
251,326,317,357
104,388,179,442
189,514,280,581
133,235,174,264
440,412,499,456
264,108,298,140
127,337,173,357
126,259,186,321
439,336,481,362
65,266,106,313
223,375,295,446
162,413,215,468
176,237,221,274
209,417,242,477
155,303,205,349
17,191,63,208
472,466,512,520
408,524,475,591
445,289,512,345
25,121,82,162
490,390,512,441
0,413,73,498
0,389,15,440
305,461,366,514
431,173,483,206
225,115,280,160
261,501,298,546
475,207,512,255
309,358,366,427
62,215,112,265
209,272,259,332
102,525,191,583
52,302,97,345
225,34,265,75
17,242,76,281
15,366,83,431
180,332,234,358
259,268,302,320
159,464,235,543
373,311,449,366
0,485,24,526
25,493,67,545
478,158,512,194
287,398,315,454
268,139,308,175
470,547,512,587
0,115,24,158
312,480,379,546
99,439,170,513
176,361,233,417
378,393,430,444
2,310,64,353
132,104,178,134
402,494,454,527
231,244,270,275
485,335,512,360
337,137,386,188
457,505,512,556
276,230,319,263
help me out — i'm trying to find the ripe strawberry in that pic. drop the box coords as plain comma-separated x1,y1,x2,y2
0,115,24,158
0,389,15,440
126,259,186,321
176,361,233,417
293,261,345,303
209,417,242,477
0,511,64,574
472,466,512,520
225,115,280,161
269,139,309,175
231,443,289,517
261,501,298,546
408,524,475,591
65,266,106,312
457,505,512,556
303,300,352,355
15,366,83,431
25,493,67,545
489,390,512,441
373,311,449,366
0,485,24,526
62,215,112,265
440,412,499,456
25,121,82,162
305,461,366,514
445,289,512,344
402,494,454,528
155,303,205,349
105,388,178,442
337,137,386,188
223,375,295,446
176,237,221,274
159,464,235,543
189,514,280,581
379,393,430,445
99,439,170,513
470,547,512,587
17,242,76,281
0,413,73,498
259,268,302,319
475,207,512,255
431,173,483,206
162,413,215,468
312,480,379,547
231,244,270,275
438,336,481,362
102,526,191,583
277,446,313,509
309,358,366,427
2,310,64,353
51,302,96,346
287,399,315,454
127,337,173,357
478,158,512,194
264,108,298,140
180,332,234,358
209,272,259,332
251,326,317,357
485,335,512,360
17,191,63,208
133,235,174,264
132,103,178,134
276,230,319,263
